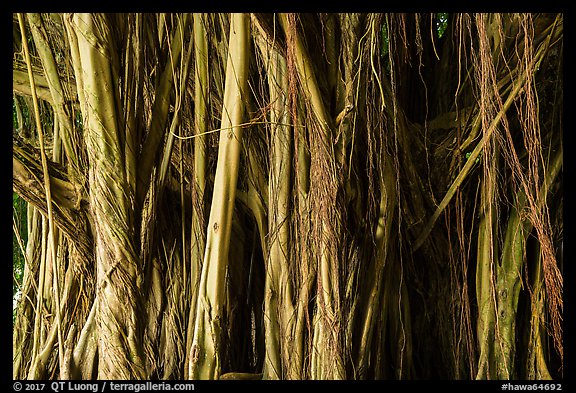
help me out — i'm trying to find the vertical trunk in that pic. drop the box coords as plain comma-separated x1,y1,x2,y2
26,13,80,174
293,99,313,379
526,246,552,380
11,12,563,382
18,13,65,378
136,14,188,207
253,19,296,380
280,13,345,380
184,12,210,379
266,48,295,381
69,13,146,379
493,198,525,379
356,151,397,378
13,206,41,379
497,147,562,379
475,160,499,380
189,13,250,380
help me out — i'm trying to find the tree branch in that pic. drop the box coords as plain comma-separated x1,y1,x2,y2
12,137,91,260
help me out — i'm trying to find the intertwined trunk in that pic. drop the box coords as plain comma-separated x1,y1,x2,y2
68,13,146,379
12,12,563,381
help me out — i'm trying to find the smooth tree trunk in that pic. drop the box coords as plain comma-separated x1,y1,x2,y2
188,13,250,380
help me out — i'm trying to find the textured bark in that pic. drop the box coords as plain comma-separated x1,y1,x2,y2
189,13,250,380
12,12,563,381
69,13,146,379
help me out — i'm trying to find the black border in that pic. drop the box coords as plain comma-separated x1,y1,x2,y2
5,6,572,391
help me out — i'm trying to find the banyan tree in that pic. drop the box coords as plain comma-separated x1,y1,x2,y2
12,13,563,380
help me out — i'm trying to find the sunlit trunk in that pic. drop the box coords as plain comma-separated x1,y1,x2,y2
12,12,563,381
188,13,250,380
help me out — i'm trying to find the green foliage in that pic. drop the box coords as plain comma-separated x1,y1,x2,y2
74,109,83,130
13,193,27,324
381,21,389,58
465,151,480,164
436,13,449,39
